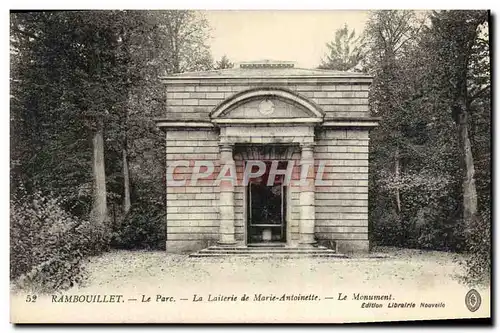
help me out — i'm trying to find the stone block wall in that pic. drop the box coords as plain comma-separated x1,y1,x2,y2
313,128,370,252
164,78,370,121
165,129,220,252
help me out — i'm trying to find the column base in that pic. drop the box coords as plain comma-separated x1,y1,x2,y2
298,232,316,246
217,241,237,247
297,243,318,249
298,242,317,248
218,232,236,245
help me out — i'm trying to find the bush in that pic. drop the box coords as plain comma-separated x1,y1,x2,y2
370,208,405,247
462,209,491,286
10,192,109,293
370,170,465,251
110,202,165,250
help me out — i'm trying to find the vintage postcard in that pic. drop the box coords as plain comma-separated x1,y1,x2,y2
9,9,491,323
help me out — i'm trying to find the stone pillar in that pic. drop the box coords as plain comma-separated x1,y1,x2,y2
218,143,236,245
299,143,316,246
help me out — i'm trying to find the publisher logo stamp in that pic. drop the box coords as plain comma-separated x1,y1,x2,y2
465,289,481,312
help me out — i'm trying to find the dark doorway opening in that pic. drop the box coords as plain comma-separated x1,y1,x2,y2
246,161,287,245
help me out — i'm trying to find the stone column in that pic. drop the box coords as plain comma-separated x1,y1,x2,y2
218,143,236,245
299,143,316,246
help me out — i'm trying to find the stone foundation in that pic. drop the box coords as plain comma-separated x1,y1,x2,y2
335,240,370,254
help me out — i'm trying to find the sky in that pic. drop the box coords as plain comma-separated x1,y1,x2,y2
204,10,370,69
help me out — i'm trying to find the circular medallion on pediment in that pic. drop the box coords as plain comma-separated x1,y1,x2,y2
258,99,275,115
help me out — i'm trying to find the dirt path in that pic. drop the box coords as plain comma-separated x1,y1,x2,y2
11,247,491,323
74,246,467,293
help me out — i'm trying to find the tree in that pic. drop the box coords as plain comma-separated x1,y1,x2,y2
107,11,165,216
423,10,489,231
10,9,213,212
364,10,434,247
214,55,234,70
156,10,213,74
115,10,213,218
319,23,364,71
362,9,491,266
421,10,490,284
11,12,116,224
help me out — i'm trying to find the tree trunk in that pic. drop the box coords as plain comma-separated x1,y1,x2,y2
395,147,401,214
91,123,108,225
394,146,405,247
459,111,478,228
122,147,131,214
122,92,131,215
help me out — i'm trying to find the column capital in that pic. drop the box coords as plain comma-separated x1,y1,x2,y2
299,142,315,151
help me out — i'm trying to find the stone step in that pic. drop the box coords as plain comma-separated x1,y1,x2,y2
190,251,344,256
203,245,333,250
199,249,337,254
190,253,347,258
189,245,348,258
247,242,286,246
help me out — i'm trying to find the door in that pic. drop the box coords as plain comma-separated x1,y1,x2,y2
246,161,287,244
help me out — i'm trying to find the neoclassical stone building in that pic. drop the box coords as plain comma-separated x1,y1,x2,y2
156,60,378,254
